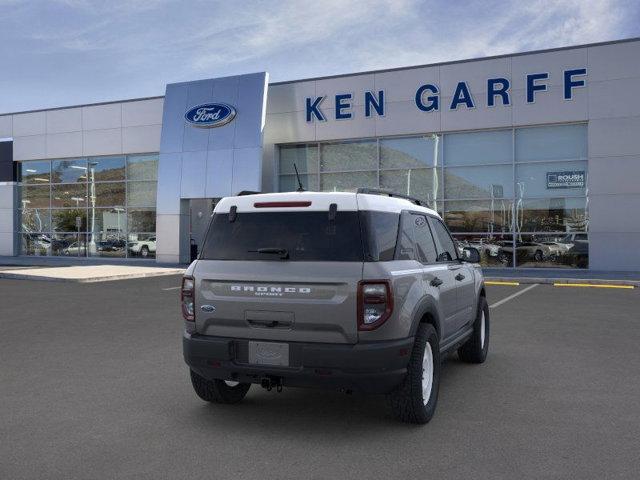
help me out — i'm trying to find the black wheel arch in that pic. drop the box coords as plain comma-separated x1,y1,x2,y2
409,296,442,341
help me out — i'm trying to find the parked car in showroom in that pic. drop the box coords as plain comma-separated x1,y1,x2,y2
128,236,156,258
62,241,85,256
497,241,553,265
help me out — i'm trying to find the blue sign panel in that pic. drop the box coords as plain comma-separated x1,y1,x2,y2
185,103,236,128
546,171,586,189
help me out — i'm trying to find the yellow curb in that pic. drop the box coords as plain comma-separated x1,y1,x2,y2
553,283,635,289
485,281,520,286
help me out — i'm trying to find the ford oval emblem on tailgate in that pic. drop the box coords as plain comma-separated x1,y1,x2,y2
200,304,216,312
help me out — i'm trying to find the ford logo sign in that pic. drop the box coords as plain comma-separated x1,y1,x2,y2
184,103,236,128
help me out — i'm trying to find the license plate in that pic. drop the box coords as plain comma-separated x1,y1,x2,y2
248,341,289,367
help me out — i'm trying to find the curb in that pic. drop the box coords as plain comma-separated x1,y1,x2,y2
0,269,185,283
485,277,639,287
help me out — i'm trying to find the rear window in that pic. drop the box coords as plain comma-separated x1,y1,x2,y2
200,210,401,262
201,211,364,261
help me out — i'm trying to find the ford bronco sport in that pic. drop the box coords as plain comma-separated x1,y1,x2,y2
182,189,489,424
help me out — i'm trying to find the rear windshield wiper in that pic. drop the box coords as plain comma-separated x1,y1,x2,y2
248,247,290,259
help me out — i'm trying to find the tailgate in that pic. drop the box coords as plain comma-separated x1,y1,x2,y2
194,260,362,344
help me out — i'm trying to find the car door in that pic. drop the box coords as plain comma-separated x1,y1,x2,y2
428,216,476,333
408,212,458,341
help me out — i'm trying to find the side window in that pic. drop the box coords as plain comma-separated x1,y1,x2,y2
395,212,416,260
412,214,438,264
429,217,458,262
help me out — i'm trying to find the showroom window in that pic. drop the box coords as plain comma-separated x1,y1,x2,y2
277,124,588,269
18,154,158,259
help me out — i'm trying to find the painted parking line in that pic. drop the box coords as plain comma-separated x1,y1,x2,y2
485,281,520,286
162,286,181,291
554,283,635,289
489,283,538,309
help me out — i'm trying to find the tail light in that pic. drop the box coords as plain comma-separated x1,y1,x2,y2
357,280,393,331
181,276,195,321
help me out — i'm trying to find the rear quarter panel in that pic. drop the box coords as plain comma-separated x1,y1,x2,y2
359,260,430,342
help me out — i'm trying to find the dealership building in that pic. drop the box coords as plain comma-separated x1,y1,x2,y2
0,38,639,270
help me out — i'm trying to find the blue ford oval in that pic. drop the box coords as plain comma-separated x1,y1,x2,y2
184,103,237,128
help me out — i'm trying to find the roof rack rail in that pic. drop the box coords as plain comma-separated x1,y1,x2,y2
356,188,424,206
237,190,261,196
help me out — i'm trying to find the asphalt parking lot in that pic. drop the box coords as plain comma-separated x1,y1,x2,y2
1,276,639,479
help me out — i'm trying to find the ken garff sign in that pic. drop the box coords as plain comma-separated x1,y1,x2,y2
305,68,587,122
547,170,586,189
185,102,237,128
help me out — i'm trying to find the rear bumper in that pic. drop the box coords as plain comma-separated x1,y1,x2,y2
183,333,414,394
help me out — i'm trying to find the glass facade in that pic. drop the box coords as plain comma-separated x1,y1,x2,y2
18,154,158,259
278,124,588,268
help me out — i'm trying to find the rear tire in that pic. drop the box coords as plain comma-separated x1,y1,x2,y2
387,323,440,424
190,370,251,404
458,296,490,364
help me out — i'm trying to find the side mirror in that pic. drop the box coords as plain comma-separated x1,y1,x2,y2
462,247,481,263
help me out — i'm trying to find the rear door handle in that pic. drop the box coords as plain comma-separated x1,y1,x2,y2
430,277,443,287
455,273,465,281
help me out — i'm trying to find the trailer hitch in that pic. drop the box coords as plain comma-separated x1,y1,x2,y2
260,376,283,392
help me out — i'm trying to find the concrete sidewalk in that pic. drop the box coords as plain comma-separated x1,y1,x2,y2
0,265,185,283
483,267,640,287
0,255,184,269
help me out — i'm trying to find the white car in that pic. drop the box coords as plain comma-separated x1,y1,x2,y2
128,237,156,258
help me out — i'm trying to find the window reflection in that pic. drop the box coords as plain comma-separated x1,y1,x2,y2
128,209,156,232
321,141,377,172
279,145,318,175
95,182,125,207
516,125,587,162
279,174,318,191
128,233,156,258
51,159,87,183
21,233,52,256
453,234,513,267
18,154,158,259
444,130,512,166
127,155,158,181
21,185,50,209
380,168,439,204
20,209,50,233
20,160,50,184
50,233,87,257
444,200,513,233
514,234,588,269
92,156,125,181
52,209,87,232
320,171,377,192
127,181,157,207
444,165,513,199
380,136,440,169
515,197,588,233
51,184,87,208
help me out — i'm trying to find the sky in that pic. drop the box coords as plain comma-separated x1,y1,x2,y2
0,0,639,113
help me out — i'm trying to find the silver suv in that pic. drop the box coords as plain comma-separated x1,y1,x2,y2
181,189,489,424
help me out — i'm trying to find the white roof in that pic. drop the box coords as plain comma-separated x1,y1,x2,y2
214,191,440,217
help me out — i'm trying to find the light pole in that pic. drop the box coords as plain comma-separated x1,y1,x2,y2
88,162,97,254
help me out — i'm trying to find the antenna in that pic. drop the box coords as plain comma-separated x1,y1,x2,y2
293,163,305,192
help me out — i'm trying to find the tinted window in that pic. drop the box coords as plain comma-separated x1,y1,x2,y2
412,214,437,263
395,213,416,261
360,211,399,261
429,217,458,262
201,211,363,262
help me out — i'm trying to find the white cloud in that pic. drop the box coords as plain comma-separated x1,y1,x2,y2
0,0,636,111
